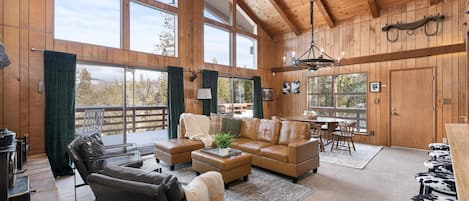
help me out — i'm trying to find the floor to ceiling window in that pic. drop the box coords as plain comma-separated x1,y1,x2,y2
218,77,254,118
307,73,368,131
75,63,168,154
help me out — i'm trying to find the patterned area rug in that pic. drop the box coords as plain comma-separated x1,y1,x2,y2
320,143,383,169
142,157,313,201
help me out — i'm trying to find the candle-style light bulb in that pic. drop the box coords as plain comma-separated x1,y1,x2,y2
291,51,296,58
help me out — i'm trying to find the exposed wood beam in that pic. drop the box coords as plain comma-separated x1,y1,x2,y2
368,0,379,18
237,0,274,38
269,0,301,35
315,0,335,28
272,43,465,72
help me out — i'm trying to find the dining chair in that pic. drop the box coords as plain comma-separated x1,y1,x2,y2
310,123,324,152
330,122,357,155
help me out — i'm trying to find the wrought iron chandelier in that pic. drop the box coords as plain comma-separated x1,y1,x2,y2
293,0,336,71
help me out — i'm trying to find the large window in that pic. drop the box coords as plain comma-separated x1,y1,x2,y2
218,77,254,118
130,2,177,56
236,34,256,69
75,63,168,153
55,0,121,48
55,0,178,57
203,0,258,69
204,25,231,65
307,73,368,131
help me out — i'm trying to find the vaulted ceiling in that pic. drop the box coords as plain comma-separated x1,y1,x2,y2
241,0,417,35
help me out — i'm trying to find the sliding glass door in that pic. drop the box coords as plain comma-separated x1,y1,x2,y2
125,69,168,153
75,63,126,145
75,63,168,153
218,77,254,118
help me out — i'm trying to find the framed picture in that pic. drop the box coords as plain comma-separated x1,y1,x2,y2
262,88,273,101
370,82,381,93
291,80,300,94
282,81,291,94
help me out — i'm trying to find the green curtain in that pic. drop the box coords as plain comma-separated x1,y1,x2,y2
44,51,76,177
201,70,218,116
167,66,185,139
253,76,264,119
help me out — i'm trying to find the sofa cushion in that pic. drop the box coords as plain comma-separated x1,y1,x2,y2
257,119,281,144
230,137,252,149
278,121,310,145
209,113,232,135
240,118,260,140
154,139,204,154
236,140,272,154
221,118,242,137
260,145,289,163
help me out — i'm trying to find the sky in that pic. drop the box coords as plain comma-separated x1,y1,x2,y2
55,0,256,69
76,63,166,82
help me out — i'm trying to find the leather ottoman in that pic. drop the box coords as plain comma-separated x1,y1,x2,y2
191,150,252,189
154,139,204,170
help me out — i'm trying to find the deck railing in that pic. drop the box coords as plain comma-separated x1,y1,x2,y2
309,107,367,130
75,106,167,135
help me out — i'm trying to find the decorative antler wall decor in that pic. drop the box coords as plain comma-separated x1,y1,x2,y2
382,14,445,42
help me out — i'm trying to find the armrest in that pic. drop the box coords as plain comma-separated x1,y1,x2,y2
90,151,140,161
288,139,319,164
87,173,167,201
103,143,137,149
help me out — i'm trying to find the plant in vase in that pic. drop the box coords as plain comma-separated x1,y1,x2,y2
214,132,233,155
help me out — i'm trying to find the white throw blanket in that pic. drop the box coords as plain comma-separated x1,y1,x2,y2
180,113,213,147
184,171,224,201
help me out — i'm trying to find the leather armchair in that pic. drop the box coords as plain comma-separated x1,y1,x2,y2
88,165,225,201
66,136,143,185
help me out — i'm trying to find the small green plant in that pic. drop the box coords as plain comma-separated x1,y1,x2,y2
214,132,233,148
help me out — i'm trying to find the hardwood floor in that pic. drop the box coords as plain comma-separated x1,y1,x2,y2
55,147,427,201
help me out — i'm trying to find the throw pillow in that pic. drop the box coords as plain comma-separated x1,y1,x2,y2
209,113,224,135
221,118,242,138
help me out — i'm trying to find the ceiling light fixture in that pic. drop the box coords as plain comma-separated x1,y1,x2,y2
293,0,336,71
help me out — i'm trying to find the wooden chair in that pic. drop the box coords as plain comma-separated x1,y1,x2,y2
310,123,325,152
330,122,357,155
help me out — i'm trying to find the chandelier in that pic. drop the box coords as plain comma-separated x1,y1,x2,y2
293,0,336,71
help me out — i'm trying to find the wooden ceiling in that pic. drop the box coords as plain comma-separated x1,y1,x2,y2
241,0,415,35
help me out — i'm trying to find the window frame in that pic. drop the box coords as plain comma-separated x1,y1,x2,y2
129,0,179,56
217,76,254,118
307,73,368,131
203,0,258,69
53,0,179,57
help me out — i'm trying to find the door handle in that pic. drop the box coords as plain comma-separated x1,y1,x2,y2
391,111,399,115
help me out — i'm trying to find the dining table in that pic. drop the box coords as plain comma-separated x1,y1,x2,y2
283,116,349,146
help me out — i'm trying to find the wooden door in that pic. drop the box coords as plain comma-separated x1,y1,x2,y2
390,68,435,150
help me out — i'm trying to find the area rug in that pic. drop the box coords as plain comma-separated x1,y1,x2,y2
320,143,383,169
142,156,313,201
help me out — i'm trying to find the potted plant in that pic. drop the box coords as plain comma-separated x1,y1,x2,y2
214,132,233,155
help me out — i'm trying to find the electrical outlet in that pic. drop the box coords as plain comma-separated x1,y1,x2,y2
369,130,375,136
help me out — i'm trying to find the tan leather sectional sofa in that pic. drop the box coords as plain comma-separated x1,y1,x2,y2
154,116,319,182
231,118,319,182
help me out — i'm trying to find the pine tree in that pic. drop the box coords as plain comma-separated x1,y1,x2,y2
154,14,175,56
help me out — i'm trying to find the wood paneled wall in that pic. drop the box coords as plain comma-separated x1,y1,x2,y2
271,0,467,146
0,0,275,154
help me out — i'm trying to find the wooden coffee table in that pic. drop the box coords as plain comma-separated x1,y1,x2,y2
191,150,252,189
